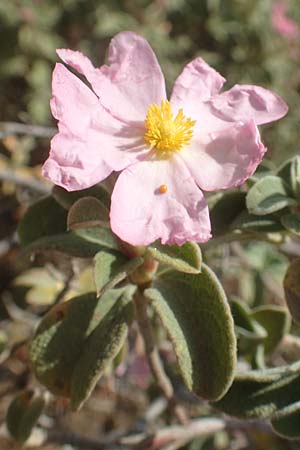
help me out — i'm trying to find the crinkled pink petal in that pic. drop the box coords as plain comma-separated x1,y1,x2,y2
208,84,288,126
56,48,96,80
110,157,211,246
42,132,112,191
170,57,226,110
43,63,149,191
57,31,166,124
50,63,99,137
170,65,287,139
181,121,266,192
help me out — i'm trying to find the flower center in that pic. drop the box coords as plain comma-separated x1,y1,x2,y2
144,100,196,153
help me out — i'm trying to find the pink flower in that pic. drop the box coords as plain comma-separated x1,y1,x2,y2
43,32,288,246
272,1,300,40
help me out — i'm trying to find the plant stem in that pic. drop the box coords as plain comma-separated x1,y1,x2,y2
133,291,188,425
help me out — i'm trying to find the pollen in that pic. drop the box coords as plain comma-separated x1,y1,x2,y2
144,100,196,154
159,184,168,194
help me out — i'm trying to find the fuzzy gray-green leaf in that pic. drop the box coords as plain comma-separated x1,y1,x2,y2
147,242,202,274
231,211,283,233
284,259,300,323
52,185,110,210
246,175,295,216
272,401,300,438
231,299,267,354
29,289,131,397
94,250,143,296
6,390,45,443
290,156,300,198
70,286,135,410
209,191,246,235
281,213,300,236
67,196,109,230
215,365,300,419
23,226,118,259
144,264,236,401
252,305,291,354
18,195,67,247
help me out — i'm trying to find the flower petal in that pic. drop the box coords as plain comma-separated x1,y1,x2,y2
209,84,288,126
57,32,166,124
170,57,226,109
43,63,149,191
110,157,211,246
56,48,96,81
42,132,112,191
181,121,266,191
51,63,99,136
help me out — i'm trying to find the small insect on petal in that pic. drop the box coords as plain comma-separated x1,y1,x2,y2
159,184,168,194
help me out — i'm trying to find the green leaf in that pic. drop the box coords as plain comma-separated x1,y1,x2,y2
74,227,118,250
29,288,134,397
23,227,119,259
67,196,109,230
94,250,144,296
144,264,236,401
277,156,300,199
250,160,274,183
70,287,134,410
209,191,246,235
277,158,296,195
231,211,283,233
18,196,67,246
281,213,300,236
252,305,291,355
52,185,110,210
231,298,260,334
231,299,266,354
271,401,300,439
251,344,265,370
30,293,97,396
246,176,295,216
147,242,202,274
284,259,300,323
215,365,300,419
6,390,45,443
290,156,300,199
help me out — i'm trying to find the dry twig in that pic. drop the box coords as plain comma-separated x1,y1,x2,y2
0,121,55,139
0,168,50,194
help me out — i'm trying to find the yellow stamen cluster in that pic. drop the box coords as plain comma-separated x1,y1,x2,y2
144,100,196,154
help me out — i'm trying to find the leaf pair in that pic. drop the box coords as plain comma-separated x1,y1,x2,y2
246,157,300,237
210,157,300,239
29,287,134,411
